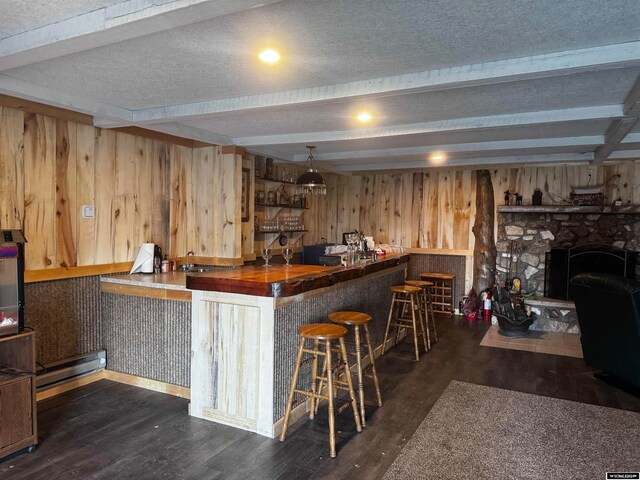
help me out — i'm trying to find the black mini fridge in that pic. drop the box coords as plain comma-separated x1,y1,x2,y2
0,229,27,337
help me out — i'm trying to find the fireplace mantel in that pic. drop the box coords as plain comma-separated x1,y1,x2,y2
498,205,640,214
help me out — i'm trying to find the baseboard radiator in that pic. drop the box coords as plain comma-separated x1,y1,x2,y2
36,350,106,391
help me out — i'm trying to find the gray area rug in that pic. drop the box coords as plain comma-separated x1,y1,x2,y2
383,381,640,479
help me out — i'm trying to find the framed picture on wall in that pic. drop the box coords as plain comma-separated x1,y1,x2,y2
241,167,250,222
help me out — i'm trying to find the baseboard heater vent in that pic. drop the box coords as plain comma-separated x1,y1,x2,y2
36,350,106,390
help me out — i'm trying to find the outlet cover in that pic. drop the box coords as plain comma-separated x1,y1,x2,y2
82,205,95,218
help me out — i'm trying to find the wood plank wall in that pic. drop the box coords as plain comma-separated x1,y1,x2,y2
310,162,640,250
0,105,237,272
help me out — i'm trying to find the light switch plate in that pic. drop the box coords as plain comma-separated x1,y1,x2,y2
81,205,95,218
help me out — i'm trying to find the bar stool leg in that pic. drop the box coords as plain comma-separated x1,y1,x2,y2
280,337,306,442
393,294,404,346
314,345,328,417
309,338,319,420
426,287,438,343
410,294,420,362
338,337,363,434
353,325,366,426
415,290,428,353
325,339,337,458
364,324,383,408
382,292,397,355
421,288,431,350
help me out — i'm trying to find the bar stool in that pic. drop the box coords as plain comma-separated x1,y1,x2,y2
419,273,456,315
280,323,362,458
327,311,382,427
382,285,428,361
405,280,438,349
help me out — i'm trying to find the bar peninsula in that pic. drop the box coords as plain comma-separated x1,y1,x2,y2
186,254,409,437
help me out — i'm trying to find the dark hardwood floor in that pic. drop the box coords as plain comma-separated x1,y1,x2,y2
3,316,640,479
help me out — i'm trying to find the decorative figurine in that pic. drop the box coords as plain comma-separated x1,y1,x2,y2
532,188,543,206
515,193,523,205
504,190,511,206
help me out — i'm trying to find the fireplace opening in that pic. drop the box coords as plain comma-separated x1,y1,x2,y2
544,244,637,300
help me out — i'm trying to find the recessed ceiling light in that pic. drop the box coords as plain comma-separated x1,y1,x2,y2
258,48,280,64
356,111,373,123
430,152,447,164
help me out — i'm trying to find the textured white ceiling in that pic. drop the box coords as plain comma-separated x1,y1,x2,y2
0,0,123,39
5,0,640,109
0,0,639,171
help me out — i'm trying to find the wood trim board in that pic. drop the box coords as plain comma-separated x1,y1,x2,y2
25,262,134,283
100,282,192,302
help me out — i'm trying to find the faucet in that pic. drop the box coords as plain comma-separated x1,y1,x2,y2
185,251,195,269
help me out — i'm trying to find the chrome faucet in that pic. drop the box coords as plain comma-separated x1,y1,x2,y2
186,251,195,269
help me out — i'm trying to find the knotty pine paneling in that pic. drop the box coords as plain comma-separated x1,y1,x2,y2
94,128,117,265
324,162,640,251
24,113,56,269
0,106,24,229
55,119,77,267
76,124,96,266
0,105,220,271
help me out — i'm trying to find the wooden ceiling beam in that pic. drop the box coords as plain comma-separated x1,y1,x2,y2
593,75,640,164
593,118,639,164
94,42,640,128
234,105,622,147
331,153,594,173
623,74,640,117
295,136,604,163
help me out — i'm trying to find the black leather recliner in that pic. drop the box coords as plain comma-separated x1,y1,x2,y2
570,272,640,388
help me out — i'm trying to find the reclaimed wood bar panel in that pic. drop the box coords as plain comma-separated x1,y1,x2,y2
189,257,408,438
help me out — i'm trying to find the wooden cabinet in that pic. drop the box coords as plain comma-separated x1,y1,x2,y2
0,331,37,458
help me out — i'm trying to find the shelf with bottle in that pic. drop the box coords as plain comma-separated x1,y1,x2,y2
255,229,308,235
255,214,305,233
255,186,307,210
255,177,296,185
255,203,308,210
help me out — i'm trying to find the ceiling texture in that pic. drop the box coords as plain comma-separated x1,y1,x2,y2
1,0,640,173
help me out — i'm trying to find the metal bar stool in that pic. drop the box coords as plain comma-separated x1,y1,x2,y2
382,285,428,361
280,323,362,458
405,280,438,349
327,311,382,427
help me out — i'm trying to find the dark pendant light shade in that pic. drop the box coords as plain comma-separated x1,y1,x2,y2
295,145,326,196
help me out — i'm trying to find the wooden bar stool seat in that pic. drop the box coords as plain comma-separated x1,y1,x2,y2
328,311,383,427
382,285,428,361
419,273,456,316
405,280,438,348
280,323,362,458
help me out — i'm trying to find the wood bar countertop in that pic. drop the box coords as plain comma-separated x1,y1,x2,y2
186,254,410,297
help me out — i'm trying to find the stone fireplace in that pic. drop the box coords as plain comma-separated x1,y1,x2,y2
495,205,640,332
496,206,640,296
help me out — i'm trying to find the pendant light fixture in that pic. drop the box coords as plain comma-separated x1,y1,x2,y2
295,145,326,196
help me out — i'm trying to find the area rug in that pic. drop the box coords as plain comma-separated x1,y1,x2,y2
382,381,640,479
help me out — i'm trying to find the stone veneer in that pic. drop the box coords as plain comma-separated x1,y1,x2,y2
496,211,640,297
